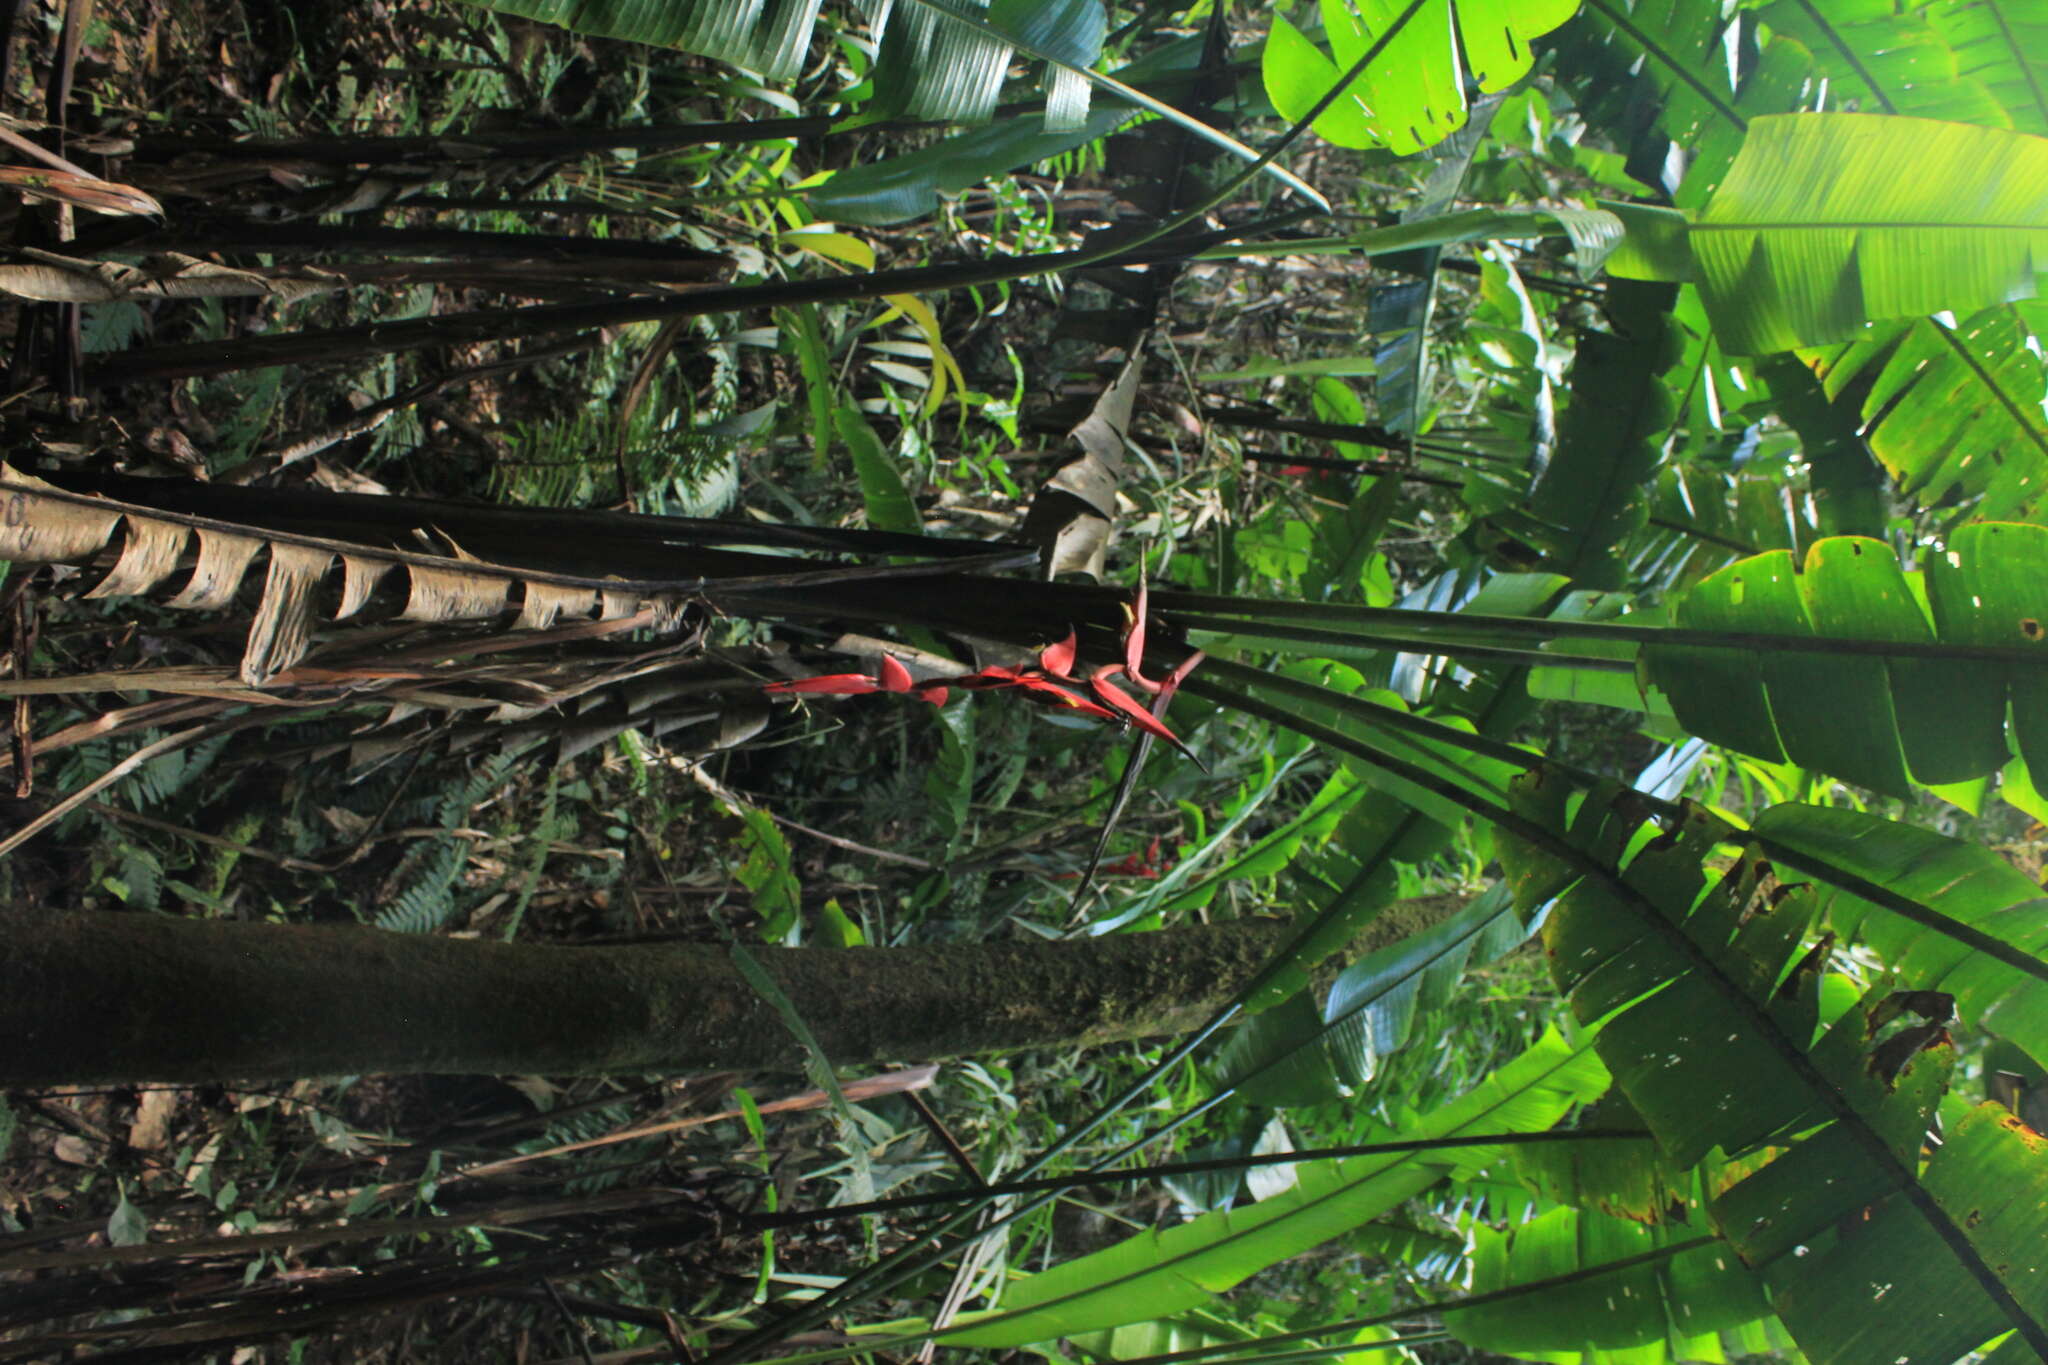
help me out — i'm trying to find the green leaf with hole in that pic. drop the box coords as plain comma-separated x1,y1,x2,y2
1643,525,2048,793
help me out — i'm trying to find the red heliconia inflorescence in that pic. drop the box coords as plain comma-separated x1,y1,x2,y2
763,581,1204,755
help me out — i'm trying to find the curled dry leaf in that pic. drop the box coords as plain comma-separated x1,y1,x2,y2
1018,341,1147,579
0,165,163,218
0,249,345,304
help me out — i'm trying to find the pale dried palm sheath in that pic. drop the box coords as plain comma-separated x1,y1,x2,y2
0,466,689,684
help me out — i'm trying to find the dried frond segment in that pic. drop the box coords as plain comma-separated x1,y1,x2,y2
600,587,641,620
0,165,163,218
0,467,119,560
651,596,691,633
0,249,343,304
85,515,190,599
242,545,333,685
513,581,600,632
336,556,395,620
1019,342,1145,580
400,564,510,623
168,530,262,611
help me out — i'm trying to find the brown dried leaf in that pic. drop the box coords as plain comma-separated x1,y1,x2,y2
336,555,394,619
241,544,332,684
166,530,260,611
1048,513,1113,581
515,581,600,631
84,515,189,598
128,1088,179,1152
1019,342,1147,579
0,468,120,560
0,165,163,218
0,249,342,303
401,564,508,622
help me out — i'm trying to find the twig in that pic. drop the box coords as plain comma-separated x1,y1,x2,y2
538,1277,599,1365
0,719,232,860
444,1066,938,1184
673,758,937,869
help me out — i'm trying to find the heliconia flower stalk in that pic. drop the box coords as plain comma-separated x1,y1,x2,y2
762,585,1205,753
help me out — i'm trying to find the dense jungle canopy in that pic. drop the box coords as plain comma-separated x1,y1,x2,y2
1,0,2047,1362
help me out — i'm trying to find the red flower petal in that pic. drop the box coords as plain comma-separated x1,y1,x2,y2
1124,574,1151,683
1088,672,1190,752
917,685,949,707
764,674,882,696
1157,649,1205,704
947,665,1021,691
1010,671,1119,720
879,654,915,693
1039,629,1079,679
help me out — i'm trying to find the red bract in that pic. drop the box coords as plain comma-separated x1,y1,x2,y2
1040,629,1079,679
762,591,1205,753
1007,671,1120,720
764,674,884,696
1088,668,1195,757
1124,575,1152,686
764,653,945,707
1158,649,1205,704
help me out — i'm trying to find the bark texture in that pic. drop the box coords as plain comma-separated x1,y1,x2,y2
0,900,1458,1086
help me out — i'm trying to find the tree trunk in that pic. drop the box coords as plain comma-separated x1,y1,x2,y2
0,900,1461,1086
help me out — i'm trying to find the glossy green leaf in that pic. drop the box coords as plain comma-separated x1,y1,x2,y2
1260,0,1578,154
1200,204,1625,266
1797,304,2048,520
1757,0,2010,128
1921,0,2048,136
1754,354,1886,537
1752,802,2048,1068
1510,1089,1694,1225
1690,113,2048,354
1531,784,2048,1364
468,0,1106,128
804,36,1206,223
1602,200,1693,281
1448,1205,1774,1355
837,407,920,535
1492,282,1679,589
934,1029,1608,1348
1643,527,2048,793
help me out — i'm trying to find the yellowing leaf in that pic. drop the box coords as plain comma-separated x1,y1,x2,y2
779,224,877,269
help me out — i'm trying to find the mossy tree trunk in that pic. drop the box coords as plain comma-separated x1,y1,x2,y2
0,900,1460,1086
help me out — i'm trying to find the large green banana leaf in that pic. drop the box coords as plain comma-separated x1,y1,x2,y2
1641,523,2048,794
1510,1089,1695,1225
1757,0,2011,128
1575,0,1732,141
804,34,1202,223
463,0,1104,127
1921,0,2048,137
1749,803,2048,1068
1521,782,2048,1365
1261,0,1580,155
928,1028,1608,1348
1485,281,1678,590
1686,113,2048,354
1796,302,2048,521
1446,1204,1777,1361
